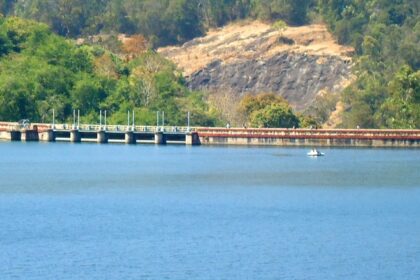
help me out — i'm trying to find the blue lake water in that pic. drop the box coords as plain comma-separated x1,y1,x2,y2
0,142,419,279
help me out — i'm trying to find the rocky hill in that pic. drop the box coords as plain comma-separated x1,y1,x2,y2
159,21,354,111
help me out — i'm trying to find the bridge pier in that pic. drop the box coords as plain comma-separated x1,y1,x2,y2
186,132,201,145
154,132,166,145
97,130,108,144
70,130,81,143
39,129,55,142
125,131,135,144
21,130,39,142
11,131,21,141
0,131,21,141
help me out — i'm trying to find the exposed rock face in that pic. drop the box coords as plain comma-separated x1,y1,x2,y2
159,21,353,111
189,53,351,110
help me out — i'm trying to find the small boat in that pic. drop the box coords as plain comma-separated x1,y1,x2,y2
307,149,324,157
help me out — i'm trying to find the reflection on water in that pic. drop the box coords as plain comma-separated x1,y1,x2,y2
0,142,419,279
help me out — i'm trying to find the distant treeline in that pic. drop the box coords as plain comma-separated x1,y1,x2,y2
0,0,419,128
1,0,314,46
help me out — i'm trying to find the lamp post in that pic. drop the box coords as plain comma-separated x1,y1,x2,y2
52,109,55,129
156,111,160,132
132,110,135,131
73,110,76,129
187,111,190,132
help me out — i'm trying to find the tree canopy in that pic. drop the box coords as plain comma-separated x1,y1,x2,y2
318,0,419,128
239,93,307,128
0,17,219,126
3,0,314,46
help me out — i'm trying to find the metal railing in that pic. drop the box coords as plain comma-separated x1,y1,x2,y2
50,124,195,133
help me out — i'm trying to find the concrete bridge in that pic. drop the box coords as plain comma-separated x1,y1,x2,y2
0,122,200,145
1,122,420,147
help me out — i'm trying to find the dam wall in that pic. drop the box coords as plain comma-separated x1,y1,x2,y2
196,128,420,148
1,122,419,147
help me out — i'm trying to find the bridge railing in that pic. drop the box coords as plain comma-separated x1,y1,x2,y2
3,121,420,139
194,127,420,139
0,122,18,131
49,124,196,133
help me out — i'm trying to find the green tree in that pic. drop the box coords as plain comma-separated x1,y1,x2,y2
70,76,105,113
0,77,37,121
377,66,420,128
252,0,312,25
0,29,13,56
250,103,300,128
239,93,300,128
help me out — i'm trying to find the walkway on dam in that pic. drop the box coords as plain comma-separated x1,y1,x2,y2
1,122,420,147
0,122,200,145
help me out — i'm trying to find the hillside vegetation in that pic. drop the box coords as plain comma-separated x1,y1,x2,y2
319,0,419,128
0,16,219,125
1,0,314,47
0,0,419,128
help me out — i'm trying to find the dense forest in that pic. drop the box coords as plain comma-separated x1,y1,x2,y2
319,0,419,129
1,0,313,46
0,16,219,126
0,0,419,128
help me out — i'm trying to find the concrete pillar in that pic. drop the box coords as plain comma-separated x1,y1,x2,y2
70,130,81,143
97,130,108,144
186,132,201,146
20,131,28,142
8,131,19,141
0,131,21,141
21,130,39,142
154,132,166,145
39,129,55,142
125,131,135,144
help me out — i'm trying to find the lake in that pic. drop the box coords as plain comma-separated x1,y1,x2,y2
0,142,419,279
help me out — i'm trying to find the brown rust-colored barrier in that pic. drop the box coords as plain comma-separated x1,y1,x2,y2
196,128,420,147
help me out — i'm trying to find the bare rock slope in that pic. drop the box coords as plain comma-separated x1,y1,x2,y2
159,21,354,111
